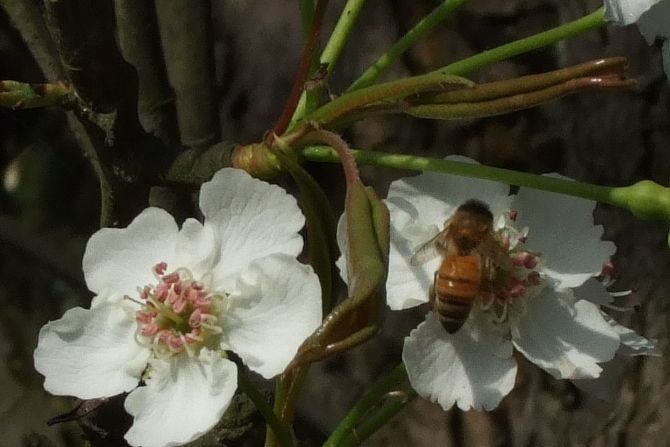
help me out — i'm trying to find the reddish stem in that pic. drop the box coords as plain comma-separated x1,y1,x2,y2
269,0,329,142
301,127,359,185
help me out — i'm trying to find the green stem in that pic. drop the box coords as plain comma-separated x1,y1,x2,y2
320,0,367,73
347,0,466,92
291,0,367,124
323,364,409,447
302,146,611,201
301,145,670,225
265,378,290,447
0,80,75,109
237,373,293,447
272,0,329,137
298,9,605,130
336,390,417,447
439,7,606,76
305,72,472,126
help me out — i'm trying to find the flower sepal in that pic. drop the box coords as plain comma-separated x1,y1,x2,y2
290,180,390,368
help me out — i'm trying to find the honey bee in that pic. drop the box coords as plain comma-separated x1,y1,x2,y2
410,199,512,334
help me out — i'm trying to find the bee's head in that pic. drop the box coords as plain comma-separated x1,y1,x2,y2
450,199,494,251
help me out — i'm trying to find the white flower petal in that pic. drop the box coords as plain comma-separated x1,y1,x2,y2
385,201,441,310
513,184,615,288
512,288,620,379
572,359,621,403
604,0,663,25
386,156,512,227
606,0,670,79
607,319,659,356
176,218,218,280
221,256,322,378
403,311,516,411
83,208,180,299
574,319,660,402
638,1,670,41
199,168,305,291
124,350,237,447
34,303,148,399
573,278,614,305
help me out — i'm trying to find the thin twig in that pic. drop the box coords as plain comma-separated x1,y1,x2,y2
270,0,329,139
0,0,64,80
42,0,166,226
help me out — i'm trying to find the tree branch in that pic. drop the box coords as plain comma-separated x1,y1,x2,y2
114,0,178,144
155,0,218,148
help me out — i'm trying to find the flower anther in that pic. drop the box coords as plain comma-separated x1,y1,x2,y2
133,263,225,358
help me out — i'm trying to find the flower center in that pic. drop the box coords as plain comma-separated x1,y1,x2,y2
133,262,224,357
479,209,545,323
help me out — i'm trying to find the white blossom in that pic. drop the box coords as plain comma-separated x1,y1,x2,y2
604,0,670,78
34,168,322,447
340,156,655,411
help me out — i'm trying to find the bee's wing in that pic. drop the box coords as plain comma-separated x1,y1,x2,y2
409,229,449,266
478,234,513,271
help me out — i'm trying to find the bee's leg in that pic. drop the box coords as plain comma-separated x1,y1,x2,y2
484,257,511,323
479,257,495,310
429,271,437,307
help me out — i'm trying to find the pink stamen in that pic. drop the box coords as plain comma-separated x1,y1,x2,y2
512,255,526,267
162,272,180,284
167,335,183,350
140,323,160,337
511,251,537,269
600,261,615,278
154,283,169,302
186,288,200,303
136,310,154,324
172,297,188,314
193,293,210,308
153,262,168,275
137,262,221,355
523,255,537,270
508,283,526,298
508,209,518,221
189,308,203,327
157,329,172,345
168,290,179,306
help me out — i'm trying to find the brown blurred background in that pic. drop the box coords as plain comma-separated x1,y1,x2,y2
1,0,669,446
